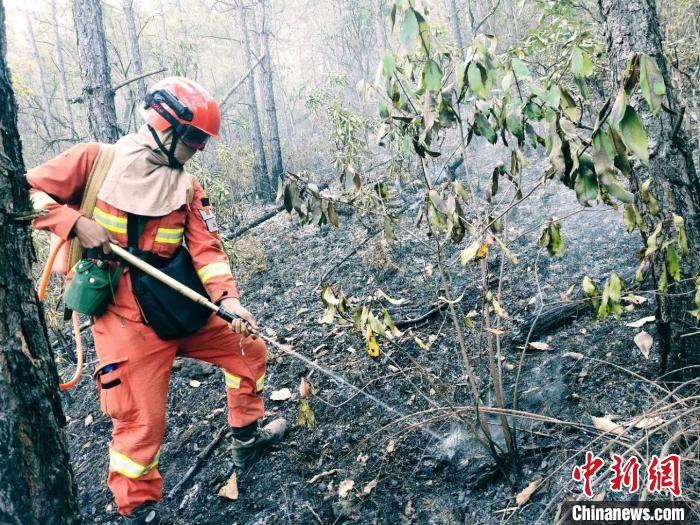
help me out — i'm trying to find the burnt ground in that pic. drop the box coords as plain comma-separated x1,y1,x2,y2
55,148,699,524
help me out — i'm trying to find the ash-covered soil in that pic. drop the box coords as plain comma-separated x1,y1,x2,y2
56,148,698,524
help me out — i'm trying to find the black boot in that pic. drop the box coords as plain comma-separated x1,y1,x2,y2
123,501,170,524
231,418,287,469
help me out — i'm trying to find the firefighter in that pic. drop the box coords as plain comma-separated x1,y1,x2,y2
27,77,286,524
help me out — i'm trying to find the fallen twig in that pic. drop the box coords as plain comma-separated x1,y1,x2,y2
306,469,338,484
168,425,229,499
393,300,449,328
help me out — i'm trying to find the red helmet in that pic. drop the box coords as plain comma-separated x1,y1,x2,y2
142,77,221,147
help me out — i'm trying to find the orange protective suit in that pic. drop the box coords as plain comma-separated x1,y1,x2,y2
27,142,266,515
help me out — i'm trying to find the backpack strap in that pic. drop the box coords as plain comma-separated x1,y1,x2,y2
67,144,116,270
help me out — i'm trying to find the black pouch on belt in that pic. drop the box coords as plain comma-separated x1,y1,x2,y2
127,214,213,340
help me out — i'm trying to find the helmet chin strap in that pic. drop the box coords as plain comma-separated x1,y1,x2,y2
148,125,183,169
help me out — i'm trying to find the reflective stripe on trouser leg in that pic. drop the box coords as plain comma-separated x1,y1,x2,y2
224,369,241,389
255,373,265,392
109,448,160,479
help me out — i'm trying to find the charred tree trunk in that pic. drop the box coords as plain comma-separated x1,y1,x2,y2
122,0,147,101
22,7,55,149
238,3,271,201
72,0,120,143
598,0,700,377
50,0,76,137
0,2,81,523
258,0,283,193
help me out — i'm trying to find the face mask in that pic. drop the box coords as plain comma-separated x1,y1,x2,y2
174,141,197,165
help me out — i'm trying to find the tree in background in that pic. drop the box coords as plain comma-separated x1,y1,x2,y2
0,1,81,522
258,0,283,193
72,0,119,143
238,0,272,200
50,0,76,139
598,0,700,376
21,7,55,151
121,0,147,102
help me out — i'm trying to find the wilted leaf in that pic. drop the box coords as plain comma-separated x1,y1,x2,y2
591,415,624,435
320,304,335,324
460,239,481,265
422,59,443,92
571,47,593,77
382,51,395,77
667,245,681,282
618,105,649,163
641,180,661,216
399,8,418,51
377,289,408,305
539,220,566,257
622,294,648,305
574,157,599,206
338,479,355,499
467,62,491,98
363,479,378,495
492,299,509,318
327,202,339,227
271,388,292,401
414,336,429,350
560,87,579,122
495,236,518,265
385,439,396,454
672,214,689,256
626,316,655,328
563,352,584,360
383,309,404,338
516,478,542,506
322,285,340,306
218,471,239,500
527,341,550,351
639,55,666,116
582,276,597,296
633,416,665,430
297,398,315,428
511,57,530,78
84,414,94,427
599,171,634,204
365,326,380,358
634,331,653,359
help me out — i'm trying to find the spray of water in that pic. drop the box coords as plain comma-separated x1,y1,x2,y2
262,335,442,441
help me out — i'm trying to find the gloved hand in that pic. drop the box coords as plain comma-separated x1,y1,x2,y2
220,297,258,337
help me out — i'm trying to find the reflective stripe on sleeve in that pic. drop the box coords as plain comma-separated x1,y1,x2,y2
109,448,160,479
93,206,127,234
197,262,232,284
30,191,58,211
154,226,184,244
224,370,241,389
255,373,265,392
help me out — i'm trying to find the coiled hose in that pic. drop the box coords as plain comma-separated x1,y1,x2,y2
37,238,83,391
